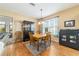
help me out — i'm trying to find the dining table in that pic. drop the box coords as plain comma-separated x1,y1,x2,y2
33,33,46,40
33,33,46,51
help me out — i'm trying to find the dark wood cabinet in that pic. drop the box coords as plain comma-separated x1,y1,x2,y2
22,21,34,42
59,29,79,50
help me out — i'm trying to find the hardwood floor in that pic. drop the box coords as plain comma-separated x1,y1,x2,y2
1,41,79,56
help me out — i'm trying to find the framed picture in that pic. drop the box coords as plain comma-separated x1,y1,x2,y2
64,20,75,27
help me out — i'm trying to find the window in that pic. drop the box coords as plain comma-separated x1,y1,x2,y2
0,21,6,32
42,20,49,33
31,23,35,32
42,17,59,37
10,22,13,32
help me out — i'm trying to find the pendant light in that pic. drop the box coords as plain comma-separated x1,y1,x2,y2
38,8,44,25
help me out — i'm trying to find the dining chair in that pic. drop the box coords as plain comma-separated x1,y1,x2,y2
29,32,37,46
29,32,42,51
43,32,51,48
47,32,51,45
15,31,23,43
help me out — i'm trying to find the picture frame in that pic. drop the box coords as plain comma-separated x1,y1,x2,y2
64,20,75,27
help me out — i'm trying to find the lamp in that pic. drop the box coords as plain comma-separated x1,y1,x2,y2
38,8,44,25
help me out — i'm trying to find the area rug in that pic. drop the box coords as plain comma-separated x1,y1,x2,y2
25,40,50,56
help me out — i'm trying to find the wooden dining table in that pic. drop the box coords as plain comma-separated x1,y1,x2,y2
33,33,46,40
33,33,46,51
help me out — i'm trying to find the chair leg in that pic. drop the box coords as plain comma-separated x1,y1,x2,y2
50,39,51,46
37,41,39,51
44,41,46,48
30,42,31,45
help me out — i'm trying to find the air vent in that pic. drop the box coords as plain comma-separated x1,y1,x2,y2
29,3,36,7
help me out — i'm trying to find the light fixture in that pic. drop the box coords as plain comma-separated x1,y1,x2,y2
38,22,41,25
38,8,44,25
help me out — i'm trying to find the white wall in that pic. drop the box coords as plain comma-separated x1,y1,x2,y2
14,21,22,31
0,9,37,39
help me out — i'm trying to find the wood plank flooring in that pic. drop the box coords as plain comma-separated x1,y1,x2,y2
1,41,79,56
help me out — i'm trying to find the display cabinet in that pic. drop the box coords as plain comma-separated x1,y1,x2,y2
59,29,79,50
22,21,35,42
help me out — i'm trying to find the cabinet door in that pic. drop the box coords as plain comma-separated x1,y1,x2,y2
59,30,68,46
68,30,76,43
67,30,79,50
76,30,79,47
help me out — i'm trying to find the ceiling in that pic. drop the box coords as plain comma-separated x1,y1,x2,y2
0,3,78,19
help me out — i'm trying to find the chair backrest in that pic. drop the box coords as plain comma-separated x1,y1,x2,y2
15,31,23,42
45,32,51,40
29,32,34,42
15,31,23,39
36,31,40,34
48,32,51,39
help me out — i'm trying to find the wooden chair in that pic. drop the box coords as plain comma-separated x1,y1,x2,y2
47,32,51,44
43,32,51,48
15,31,23,43
29,32,36,45
29,32,41,51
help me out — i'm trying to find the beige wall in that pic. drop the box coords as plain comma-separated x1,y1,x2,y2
42,5,79,29
35,21,42,32
39,5,79,42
